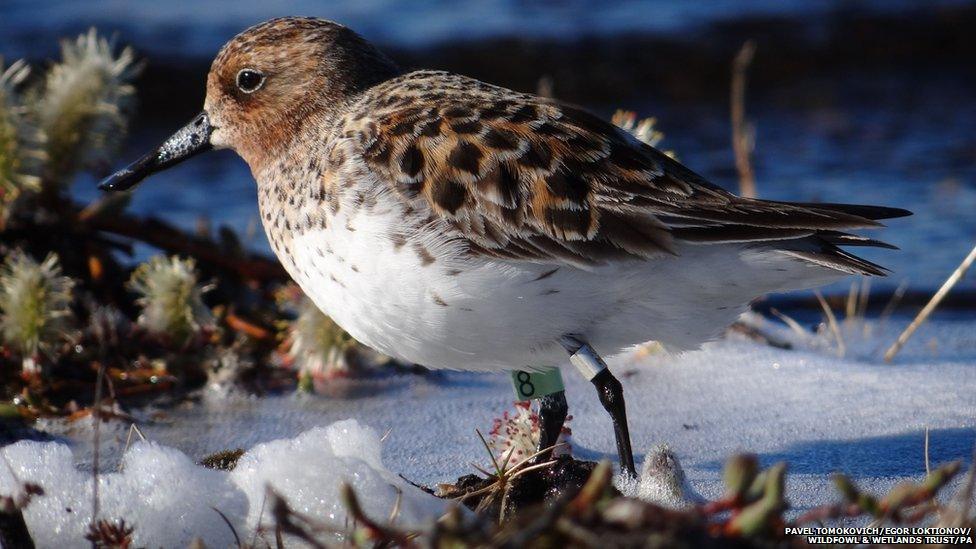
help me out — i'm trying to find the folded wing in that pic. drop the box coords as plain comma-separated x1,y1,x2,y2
349,71,909,274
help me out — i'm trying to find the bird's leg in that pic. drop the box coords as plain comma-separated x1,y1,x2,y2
591,369,637,477
536,390,569,459
560,335,637,477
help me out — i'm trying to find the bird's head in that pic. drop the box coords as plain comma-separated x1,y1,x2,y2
99,17,398,192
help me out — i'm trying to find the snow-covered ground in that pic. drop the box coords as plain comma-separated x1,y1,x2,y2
2,313,975,547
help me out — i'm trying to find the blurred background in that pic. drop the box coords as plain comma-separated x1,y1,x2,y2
3,0,975,294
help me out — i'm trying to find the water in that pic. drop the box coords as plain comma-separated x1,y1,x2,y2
647,72,976,291
2,0,968,59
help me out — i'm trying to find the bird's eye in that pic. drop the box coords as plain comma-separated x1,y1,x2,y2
236,69,265,93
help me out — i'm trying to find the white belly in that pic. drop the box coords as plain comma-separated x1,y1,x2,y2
280,203,845,372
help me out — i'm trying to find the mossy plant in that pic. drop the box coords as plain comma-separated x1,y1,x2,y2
488,401,572,466
199,448,245,471
127,256,214,345
35,29,139,184
0,58,43,225
612,110,664,147
287,296,357,388
0,250,76,372
612,109,677,159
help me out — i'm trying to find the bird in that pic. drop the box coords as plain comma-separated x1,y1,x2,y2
100,17,909,477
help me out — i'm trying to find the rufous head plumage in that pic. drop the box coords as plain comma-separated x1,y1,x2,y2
98,17,398,191
205,17,399,170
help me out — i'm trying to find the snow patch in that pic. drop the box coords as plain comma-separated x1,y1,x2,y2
0,419,443,548
617,444,700,508
230,420,438,531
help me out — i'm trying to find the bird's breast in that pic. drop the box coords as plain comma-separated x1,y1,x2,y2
262,181,475,363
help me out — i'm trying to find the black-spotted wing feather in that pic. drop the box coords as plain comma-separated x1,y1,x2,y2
349,71,909,271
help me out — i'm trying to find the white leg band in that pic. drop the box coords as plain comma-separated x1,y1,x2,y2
569,343,608,381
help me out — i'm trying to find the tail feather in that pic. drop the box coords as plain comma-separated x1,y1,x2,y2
816,230,900,250
665,197,911,277
779,248,888,276
769,201,909,276
768,201,912,221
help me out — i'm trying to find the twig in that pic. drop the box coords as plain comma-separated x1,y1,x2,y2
212,506,243,549
340,483,415,547
267,487,332,549
885,243,976,362
731,40,757,198
726,320,792,349
924,428,931,476
90,360,107,525
397,473,435,496
88,210,287,282
455,441,563,510
117,424,149,472
225,313,273,340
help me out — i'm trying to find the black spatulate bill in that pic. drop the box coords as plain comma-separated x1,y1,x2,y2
99,111,213,192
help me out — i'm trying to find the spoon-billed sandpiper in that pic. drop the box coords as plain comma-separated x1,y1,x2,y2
100,17,909,476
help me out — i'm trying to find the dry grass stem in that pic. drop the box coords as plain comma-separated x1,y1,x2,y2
858,277,872,319
90,359,107,526
211,507,243,549
880,279,910,322
846,280,859,320
924,427,931,476
731,40,757,198
815,290,845,357
884,243,976,362
117,424,148,472
769,307,807,339
388,487,403,525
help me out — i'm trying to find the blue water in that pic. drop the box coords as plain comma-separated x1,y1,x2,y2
1,0,971,58
646,73,976,292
